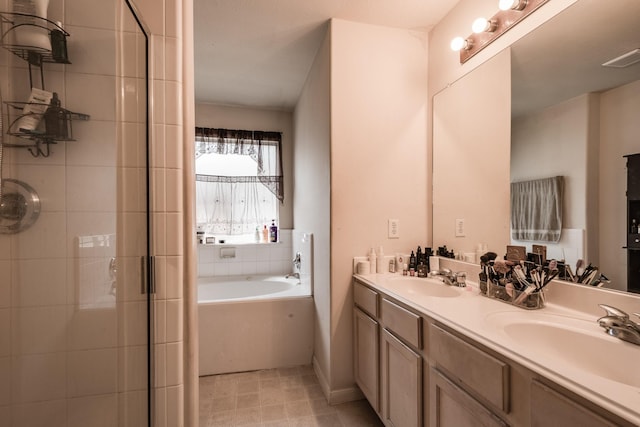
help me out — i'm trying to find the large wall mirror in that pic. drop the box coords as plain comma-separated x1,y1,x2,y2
433,0,640,293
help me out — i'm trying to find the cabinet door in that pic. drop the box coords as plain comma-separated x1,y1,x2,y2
381,329,422,427
354,308,380,412
530,380,617,427
430,368,508,427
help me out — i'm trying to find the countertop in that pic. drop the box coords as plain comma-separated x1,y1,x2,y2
354,273,640,426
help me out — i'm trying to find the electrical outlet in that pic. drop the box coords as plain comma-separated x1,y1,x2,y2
388,219,399,238
455,218,465,237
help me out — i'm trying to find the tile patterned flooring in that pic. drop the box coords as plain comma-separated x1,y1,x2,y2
199,365,384,427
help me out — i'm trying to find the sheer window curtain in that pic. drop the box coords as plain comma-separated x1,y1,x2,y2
195,127,283,236
511,176,564,243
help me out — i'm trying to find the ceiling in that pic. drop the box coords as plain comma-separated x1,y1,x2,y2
511,0,640,118
194,0,461,111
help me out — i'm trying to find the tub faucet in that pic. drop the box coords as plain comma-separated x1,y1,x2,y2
293,252,301,270
429,268,466,287
597,304,640,346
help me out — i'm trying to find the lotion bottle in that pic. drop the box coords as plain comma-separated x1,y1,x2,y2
368,247,377,274
269,220,278,243
13,0,51,51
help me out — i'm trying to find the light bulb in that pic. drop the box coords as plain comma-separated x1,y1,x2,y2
499,0,527,11
472,17,490,33
450,37,467,52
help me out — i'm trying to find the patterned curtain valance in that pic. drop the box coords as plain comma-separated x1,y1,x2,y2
195,127,284,202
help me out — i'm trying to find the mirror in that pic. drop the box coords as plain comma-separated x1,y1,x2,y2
510,0,640,293
433,0,640,293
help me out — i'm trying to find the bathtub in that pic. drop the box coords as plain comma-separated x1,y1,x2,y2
198,274,314,376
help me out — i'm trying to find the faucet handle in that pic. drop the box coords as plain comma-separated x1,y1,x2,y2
598,304,629,321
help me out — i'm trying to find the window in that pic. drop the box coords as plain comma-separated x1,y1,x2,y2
195,128,283,243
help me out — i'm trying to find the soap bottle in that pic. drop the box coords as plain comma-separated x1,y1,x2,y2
262,225,268,242
44,92,67,139
254,226,260,243
368,248,377,274
269,220,278,243
376,246,384,274
409,251,416,270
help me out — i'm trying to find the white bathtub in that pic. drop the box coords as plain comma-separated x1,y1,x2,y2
197,275,309,302
198,274,314,376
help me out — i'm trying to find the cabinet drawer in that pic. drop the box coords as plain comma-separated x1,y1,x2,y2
430,324,509,413
354,281,378,318
381,298,422,349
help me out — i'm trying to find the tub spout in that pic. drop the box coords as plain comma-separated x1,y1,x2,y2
286,272,300,280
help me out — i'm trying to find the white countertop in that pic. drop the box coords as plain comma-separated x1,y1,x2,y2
354,273,640,426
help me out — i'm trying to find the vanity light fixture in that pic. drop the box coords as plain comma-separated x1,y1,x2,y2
499,0,528,11
472,17,497,34
450,36,472,52
454,0,548,63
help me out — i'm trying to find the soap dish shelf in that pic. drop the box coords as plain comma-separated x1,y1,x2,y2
0,12,70,65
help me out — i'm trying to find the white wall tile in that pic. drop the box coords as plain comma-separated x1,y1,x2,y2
65,73,116,122
155,299,166,344
151,168,166,213
165,0,181,39
165,299,182,342
118,390,147,427
11,306,68,354
67,120,117,167
0,357,9,405
152,35,165,81
165,212,183,256
66,26,117,76
65,0,116,30
165,342,183,386
66,306,117,350
66,166,116,212
67,349,117,397
118,122,145,168
154,344,166,388
0,311,9,357
120,301,147,347
11,400,67,427
165,256,183,299
11,212,67,259
12,353,66,403
66,212,116,258
165,168,182,213
164,37,181,82
165,125,182,170
118,345,147,392
164,81,182,126
166,385,184,426
68,394,117,427
152,80,165,125
11,259,66,307
0,261,9,308
152,124,166,170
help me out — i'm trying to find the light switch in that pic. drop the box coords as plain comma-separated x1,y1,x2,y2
388,219,399,239
455,218,465,237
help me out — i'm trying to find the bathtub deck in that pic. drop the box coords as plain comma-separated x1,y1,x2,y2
199,365,382,426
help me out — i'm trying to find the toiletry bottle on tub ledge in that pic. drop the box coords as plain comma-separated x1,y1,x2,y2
269,220,278,243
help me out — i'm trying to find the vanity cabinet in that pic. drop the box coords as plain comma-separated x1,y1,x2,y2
353,282,380,412
352,278,637,427
380,298,423,427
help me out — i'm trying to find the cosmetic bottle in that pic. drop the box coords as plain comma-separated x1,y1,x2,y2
16,87,52,132
44,92,67,139
262,225,268,242
368,248,377,274
409,251,416,271
416,246,423,266
13,0,51,51
403,264,408,276
50,21,69,63
254,227,260,243
376,246,384,273
269,220,278,242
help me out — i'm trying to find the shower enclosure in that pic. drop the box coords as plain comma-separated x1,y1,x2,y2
0,0,152,425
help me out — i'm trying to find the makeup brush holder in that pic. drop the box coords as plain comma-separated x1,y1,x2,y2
486,281,545,310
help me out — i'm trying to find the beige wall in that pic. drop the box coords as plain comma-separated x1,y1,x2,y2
330,18,429,395
293,25,332,396
194,103,295,229
599,79,640,291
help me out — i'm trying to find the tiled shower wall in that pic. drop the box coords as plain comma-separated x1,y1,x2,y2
0,0,186,426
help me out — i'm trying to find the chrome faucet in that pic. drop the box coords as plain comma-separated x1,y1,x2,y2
286,252,302,281
597,304,640,346
429,268,466,287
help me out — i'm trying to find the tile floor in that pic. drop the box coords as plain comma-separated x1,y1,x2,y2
199,365,384,427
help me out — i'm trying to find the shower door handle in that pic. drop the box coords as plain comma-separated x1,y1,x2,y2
140,255,157,295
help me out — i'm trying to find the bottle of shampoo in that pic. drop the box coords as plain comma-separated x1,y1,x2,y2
262,225,268,242
16,87,52,132
44,92,67,138
13,0,51,51
269,220,278,243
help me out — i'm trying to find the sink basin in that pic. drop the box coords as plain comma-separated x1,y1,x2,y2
385,277,462,298
485,312,640,388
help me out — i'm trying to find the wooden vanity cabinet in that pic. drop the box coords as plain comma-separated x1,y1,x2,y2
380,298,423,427
352,279,636,427
353,282,380,412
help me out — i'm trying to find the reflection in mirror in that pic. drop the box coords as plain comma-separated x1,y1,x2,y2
510,0,640,293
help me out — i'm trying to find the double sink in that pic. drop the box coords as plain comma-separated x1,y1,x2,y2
379,276,640,389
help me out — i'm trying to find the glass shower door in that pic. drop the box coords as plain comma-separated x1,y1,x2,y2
0,0,151,426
